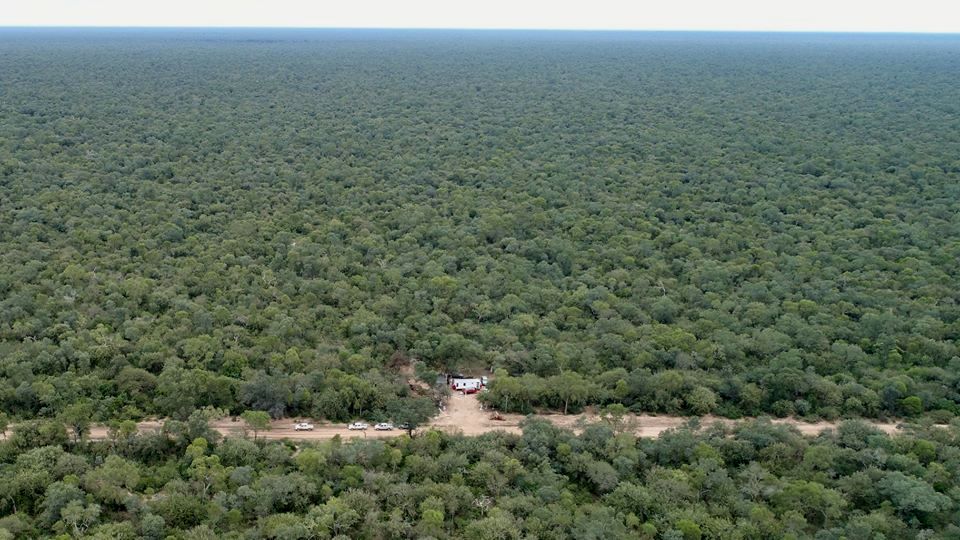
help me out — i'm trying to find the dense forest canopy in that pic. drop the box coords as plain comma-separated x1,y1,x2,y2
1,30,959,425
3,415,960,539
2,28,960,540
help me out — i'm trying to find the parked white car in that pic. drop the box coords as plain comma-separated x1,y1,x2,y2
293,422,314,431
348,422,369,430
374,423,394,431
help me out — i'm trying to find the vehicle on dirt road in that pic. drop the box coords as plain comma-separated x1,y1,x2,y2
348,422,369,430
293,422,314,431
374,423,394,431
451,378,483,391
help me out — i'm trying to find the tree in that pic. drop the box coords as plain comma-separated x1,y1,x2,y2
876,471,952,522
307,496,361,537
686,387,717,415
149,491,207,530
188,453,226,497
39,481,85,527
552,371,594,415
140,514,166,540
463,508,520,540
774,480,845,527
385,397,437,437
239,372,291,419
56,500,100,538
105,420,139,452
83,455,140,506
294,448,327,476
60,401,94,443
900,396,923,416
604,482,652,519
240,410,272,441
11,420,68,450
585,460,620,493
600,403,631,434
674,519,702,540
418,496,445,537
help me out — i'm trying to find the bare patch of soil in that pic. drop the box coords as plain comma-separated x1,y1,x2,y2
75,394,904,443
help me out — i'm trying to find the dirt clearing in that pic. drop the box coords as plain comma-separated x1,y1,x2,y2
80,393,904,442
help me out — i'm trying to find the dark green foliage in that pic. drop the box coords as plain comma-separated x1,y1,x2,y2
1,27,960,538
9,421,68,451
385,397,436,436
1,30,958,426
0,418,958,538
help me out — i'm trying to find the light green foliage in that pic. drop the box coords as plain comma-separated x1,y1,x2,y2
308,497,361,538
10,421,68,451
686,387,718,416
900,396,924,416
59,401,94,443
56,500,100,538
876,471,952,520
294,449,327,476
39,481,85,527
0,419,957,537
240,410,272,440
82,455,140,506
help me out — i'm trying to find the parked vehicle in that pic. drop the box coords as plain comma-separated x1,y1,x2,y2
293,422,314,431
451,378,483,391
398,423,411,431
348,422,369,430
374,423,394,431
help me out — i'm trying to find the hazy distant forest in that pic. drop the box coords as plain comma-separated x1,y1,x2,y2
1,30,959,539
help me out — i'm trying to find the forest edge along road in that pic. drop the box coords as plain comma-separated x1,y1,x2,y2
80,393,903,442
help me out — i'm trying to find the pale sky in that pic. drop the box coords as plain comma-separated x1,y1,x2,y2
3,0,959,33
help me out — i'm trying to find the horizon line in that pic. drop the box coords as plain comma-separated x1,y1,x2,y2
1,26,959,36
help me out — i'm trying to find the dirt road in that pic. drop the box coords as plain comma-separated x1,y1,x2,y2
432,393,901,437
86,420,403,442
83,393,902,442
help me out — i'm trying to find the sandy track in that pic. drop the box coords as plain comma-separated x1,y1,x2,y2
434,394,900,437
87,420,404,442
82,393,902,443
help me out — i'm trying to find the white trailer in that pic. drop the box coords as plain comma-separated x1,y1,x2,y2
451,378,483,391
